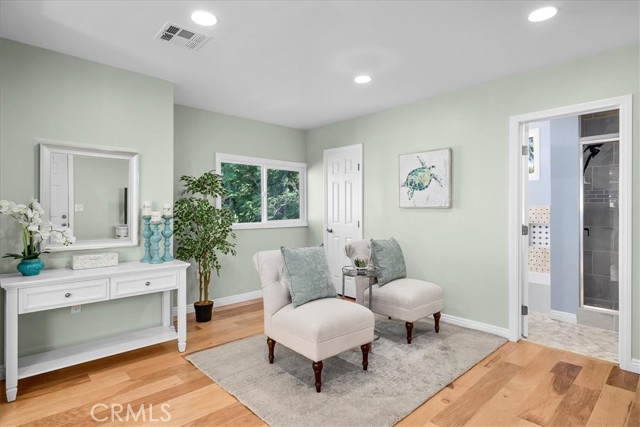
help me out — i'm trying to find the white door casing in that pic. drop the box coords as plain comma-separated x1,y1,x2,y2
323,144,363,297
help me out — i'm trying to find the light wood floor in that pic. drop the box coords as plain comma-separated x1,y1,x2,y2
1,299,638,426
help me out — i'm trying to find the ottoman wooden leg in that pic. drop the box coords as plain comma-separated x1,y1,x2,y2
434,312,441,333
405,322,414,344
267,337,276,363
361,343,370,371
312,361,323,392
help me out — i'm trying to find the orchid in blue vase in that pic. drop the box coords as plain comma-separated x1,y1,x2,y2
0,199,75,275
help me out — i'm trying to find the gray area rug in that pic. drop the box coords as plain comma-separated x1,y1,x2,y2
187,315,506,427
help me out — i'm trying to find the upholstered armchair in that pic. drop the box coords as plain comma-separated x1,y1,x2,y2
345,240,444,344
253,249,374,392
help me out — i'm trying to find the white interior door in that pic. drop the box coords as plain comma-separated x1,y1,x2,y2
324,144,363,297
521,123,530,338
50,153,71,229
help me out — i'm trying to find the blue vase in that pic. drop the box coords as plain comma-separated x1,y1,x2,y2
17,258,44,276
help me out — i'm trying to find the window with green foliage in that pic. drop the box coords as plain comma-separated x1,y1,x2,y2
221,163,262,223
267,169,300,220
217,154,307,229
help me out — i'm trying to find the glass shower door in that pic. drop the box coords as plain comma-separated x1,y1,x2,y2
581,140,619,311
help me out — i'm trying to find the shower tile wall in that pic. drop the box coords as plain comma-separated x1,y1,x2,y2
583,141,619,310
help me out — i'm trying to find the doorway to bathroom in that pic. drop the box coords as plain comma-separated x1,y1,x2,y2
508,96,634,372
525,113,619,362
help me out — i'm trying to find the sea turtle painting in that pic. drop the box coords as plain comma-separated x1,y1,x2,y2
401,156,445,200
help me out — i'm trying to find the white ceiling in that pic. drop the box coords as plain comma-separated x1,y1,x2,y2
1,1,638,130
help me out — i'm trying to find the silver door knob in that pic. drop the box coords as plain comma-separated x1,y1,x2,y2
326,228,333,233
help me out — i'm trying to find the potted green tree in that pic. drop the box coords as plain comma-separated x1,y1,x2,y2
173,171,236,322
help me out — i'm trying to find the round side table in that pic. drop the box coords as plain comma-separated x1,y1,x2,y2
341,266,380,308
341,266,381,341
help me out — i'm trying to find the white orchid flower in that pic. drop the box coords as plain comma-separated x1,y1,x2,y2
1,199,76,258
0,200,12,214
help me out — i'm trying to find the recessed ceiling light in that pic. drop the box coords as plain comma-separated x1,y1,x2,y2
191,11,218,27
354,75,372,84
528,6,558,22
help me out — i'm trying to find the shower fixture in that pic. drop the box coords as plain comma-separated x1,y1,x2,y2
582,144,602,175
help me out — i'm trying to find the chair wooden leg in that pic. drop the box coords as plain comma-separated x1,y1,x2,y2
434,311,441,333
312,361,323,392
405,322,414,344
361,343,370,371
267,337,276,364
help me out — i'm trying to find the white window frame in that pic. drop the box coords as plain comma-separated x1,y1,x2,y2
216,153,308,230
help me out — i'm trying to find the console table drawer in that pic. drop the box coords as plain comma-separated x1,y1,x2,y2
19,279,109,314
110,272,178,298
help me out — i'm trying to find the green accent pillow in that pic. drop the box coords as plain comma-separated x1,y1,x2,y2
281,246,337,308
370,238,407,286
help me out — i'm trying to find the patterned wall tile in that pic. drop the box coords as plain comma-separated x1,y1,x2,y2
529,247,550,273
529,205,550,223
528,205,550,272
529,224,550,247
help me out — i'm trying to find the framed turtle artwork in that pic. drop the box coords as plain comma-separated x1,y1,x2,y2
399,148,451,208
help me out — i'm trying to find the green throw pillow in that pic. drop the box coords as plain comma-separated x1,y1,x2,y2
281,246,337,308
370,237,407,286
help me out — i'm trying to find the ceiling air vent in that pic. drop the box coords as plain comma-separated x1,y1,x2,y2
154,22,211,51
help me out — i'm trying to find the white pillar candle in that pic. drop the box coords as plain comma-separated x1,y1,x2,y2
142,201,152,217
151,211,162,222
163,203,173,216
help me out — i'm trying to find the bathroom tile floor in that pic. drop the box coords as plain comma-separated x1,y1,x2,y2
524,311,618,363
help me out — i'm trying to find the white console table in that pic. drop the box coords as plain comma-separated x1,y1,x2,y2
0,260,189,402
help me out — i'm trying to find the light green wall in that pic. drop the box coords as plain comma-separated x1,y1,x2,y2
1,36,638,369
174,105,307,303
0,39,174,360
306,45,640,358
73,156,129,240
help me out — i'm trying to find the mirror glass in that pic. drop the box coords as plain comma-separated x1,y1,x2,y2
40,142,139,251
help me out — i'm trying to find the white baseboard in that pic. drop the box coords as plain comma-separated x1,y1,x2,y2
630,358,640,374
172,290,263,316
440,313,510,339
549,309,577,324
528,272,550,285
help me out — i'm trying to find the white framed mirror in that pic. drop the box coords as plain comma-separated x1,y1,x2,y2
39,141,139,251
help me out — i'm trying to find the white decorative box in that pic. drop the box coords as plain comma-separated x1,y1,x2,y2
72,253,119,270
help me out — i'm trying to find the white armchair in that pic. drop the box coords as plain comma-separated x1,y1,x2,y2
253,249,374,392
346,240,444,344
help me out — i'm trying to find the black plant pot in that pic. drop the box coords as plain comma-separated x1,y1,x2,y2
194,301,214,322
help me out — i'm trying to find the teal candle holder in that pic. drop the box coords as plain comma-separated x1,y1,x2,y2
150,222,164,264
140,216,152,263
162,215,174,261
